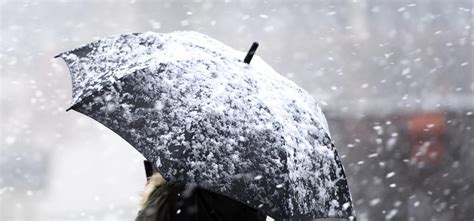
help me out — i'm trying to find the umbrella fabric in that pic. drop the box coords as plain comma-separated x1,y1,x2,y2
57,31,354,219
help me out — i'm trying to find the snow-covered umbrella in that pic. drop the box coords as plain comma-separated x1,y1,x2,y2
56,31,354,220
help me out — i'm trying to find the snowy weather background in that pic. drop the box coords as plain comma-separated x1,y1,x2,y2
0,1,472,221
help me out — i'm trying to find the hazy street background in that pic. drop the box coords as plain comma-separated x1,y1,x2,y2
1,0,472,220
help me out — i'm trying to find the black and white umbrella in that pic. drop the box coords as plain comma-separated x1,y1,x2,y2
56,31,354,220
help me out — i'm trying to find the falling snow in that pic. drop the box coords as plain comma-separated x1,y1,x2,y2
2,1,472,220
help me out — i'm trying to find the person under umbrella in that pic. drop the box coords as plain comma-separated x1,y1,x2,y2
137,160,267,221
56,31,355,220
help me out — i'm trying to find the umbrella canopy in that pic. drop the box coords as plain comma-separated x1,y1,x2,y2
56,31,354,220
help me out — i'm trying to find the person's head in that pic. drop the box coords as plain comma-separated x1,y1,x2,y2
139,172,165,209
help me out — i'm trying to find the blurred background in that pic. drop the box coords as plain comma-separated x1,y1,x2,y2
0,0,472,220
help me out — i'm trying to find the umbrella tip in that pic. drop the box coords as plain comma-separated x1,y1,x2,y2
65,104,75,112
243,42,259,64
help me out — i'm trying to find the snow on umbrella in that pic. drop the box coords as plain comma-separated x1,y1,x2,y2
56,31,354,220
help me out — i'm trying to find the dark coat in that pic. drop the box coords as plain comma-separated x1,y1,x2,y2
135,181,267,221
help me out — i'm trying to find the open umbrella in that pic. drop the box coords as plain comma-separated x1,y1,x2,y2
56,31,354,220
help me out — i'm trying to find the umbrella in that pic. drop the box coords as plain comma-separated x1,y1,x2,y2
56,31,355,220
